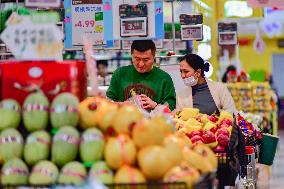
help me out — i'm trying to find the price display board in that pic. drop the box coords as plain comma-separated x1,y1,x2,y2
103,0,164,41
218,22,238,45
64,0,106,48
179,14,203,41
119,4,148,37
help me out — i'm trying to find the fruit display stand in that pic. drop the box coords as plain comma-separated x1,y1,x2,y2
226,79,277,135
0,80,219,189
174,108,246,189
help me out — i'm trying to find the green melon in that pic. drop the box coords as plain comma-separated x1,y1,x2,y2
0,99,21,130
50,92,79,129
1,158,29,185
29,160,59,185
51,126,79,167
89,161,114,184
23,91,49,132
58,161,87,185
24,130,51,166
80,128,105,163
0,128,24,162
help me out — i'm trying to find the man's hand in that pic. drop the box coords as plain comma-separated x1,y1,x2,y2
139,94,157,110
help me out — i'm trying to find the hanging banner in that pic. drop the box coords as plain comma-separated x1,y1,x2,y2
103,0,164,41
247,0,284,8
64,0,107,48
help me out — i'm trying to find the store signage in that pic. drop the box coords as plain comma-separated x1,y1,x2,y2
218,22,238,45
247,0,284,8
64,0,105,48
0,16,63,61
179,14,203,41
103,0,164,41
119,4,148,37
25,0,61,8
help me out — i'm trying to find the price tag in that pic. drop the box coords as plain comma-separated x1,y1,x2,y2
119,4,148,37
218,22,238,45
71,0,105,46
179,14,203,41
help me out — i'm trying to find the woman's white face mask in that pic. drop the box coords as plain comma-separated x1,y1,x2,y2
183,74,198,87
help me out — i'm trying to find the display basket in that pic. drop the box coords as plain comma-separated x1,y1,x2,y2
1,177,218,189
1,182,187,189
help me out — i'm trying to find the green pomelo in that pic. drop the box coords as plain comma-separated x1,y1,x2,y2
1,158,29,185
24,130,51,166
89,161,113,184
58,161,87,185
51,126,79,167
80,128,105,163
23,91,49,132
0,128,24,162
50,92,79,129
0,99,21,130
29,160,59,185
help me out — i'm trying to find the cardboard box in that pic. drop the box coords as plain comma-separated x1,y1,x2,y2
0,60,87,105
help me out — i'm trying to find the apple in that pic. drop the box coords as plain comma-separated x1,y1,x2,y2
213,145,225,153
210,127,217,134
202,131,216,144
217,134,229,148
191,135,204,144
208,115,218,123
202,131,218,149
186,130,202,139
223,119,233,126
216,128,229,137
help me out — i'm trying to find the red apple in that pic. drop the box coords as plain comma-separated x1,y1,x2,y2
217,134,229,148
202,131,216,144
191,135,204,144
213,145,226,153
220,119,233,126
187,130,202,138
210,127,217,134
208,115,218,123
216,128,230,137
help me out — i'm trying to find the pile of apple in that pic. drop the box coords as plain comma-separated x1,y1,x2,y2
174,108,234,152
78,97,218,188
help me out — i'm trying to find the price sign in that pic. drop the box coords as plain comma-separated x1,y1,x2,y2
181,25,203,40
218,22,238,45
70,0,105,46
119,3,148,37
120,17,147,37
179,14,203,41
0,18,63,60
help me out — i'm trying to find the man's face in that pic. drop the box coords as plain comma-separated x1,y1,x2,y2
97,64,107,77
132,49,155,73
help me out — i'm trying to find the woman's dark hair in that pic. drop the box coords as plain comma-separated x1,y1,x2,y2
179,53,210,77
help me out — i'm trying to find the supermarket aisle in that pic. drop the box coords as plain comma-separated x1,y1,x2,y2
269,130,284,189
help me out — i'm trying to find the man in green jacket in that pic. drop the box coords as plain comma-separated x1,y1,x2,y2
106,40,176,111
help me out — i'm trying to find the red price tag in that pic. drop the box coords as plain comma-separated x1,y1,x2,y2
75,20,95,28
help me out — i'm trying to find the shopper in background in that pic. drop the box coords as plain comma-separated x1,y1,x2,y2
176,53,236,115
222,65,237,83
106,40,176,111
97,60,112,86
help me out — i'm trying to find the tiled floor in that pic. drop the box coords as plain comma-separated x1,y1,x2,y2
257,130,284,189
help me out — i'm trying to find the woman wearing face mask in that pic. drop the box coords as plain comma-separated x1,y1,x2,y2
177,53,236,115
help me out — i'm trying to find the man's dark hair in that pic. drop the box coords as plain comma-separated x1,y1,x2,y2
131,40,156,55
96,60,108,68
